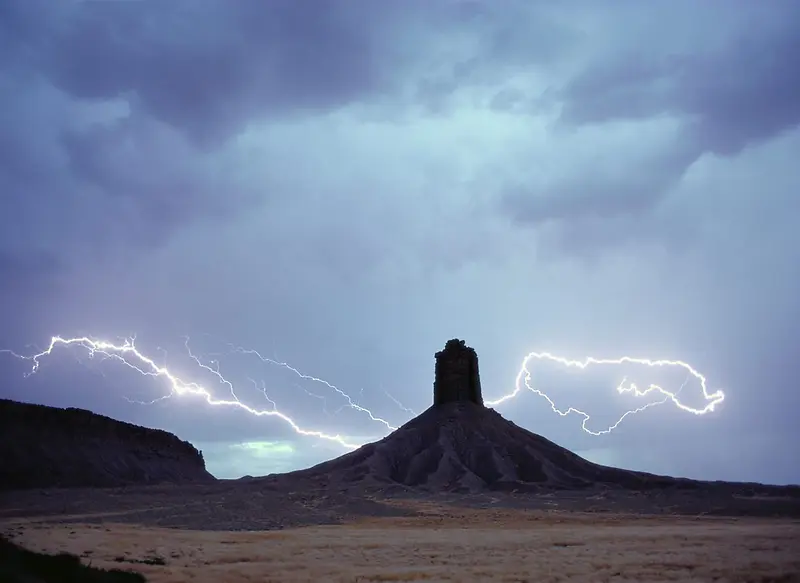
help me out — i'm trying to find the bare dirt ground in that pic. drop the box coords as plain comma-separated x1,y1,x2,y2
2,486,800,582
3,508,799,582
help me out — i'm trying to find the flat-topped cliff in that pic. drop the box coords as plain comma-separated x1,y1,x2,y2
0,398,215,490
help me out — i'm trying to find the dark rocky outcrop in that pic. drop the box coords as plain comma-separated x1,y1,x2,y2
433,339,483,406
0,399,215,491
271,340,800,498
280,401,800,496
277,400,687,492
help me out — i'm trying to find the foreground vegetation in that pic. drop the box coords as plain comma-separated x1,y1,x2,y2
0,535,146,583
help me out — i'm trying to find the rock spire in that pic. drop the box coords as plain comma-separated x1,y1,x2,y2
433,339,483,406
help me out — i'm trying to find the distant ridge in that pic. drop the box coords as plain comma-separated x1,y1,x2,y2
0,398,216,490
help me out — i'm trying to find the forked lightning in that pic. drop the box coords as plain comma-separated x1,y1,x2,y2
2,336,725,447
485,352,725,435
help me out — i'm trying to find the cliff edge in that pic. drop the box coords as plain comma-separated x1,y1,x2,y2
0,398,215,490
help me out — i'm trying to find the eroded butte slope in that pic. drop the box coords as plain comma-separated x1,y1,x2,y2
275,402,661,491
267,339,753,494
0,398,216,490
272,402,797,496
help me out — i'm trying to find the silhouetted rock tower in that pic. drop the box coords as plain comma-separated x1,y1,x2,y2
433,339,483,406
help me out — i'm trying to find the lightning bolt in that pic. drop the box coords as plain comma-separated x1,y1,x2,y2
223,343,400,431
293,382,336,417
383,388,417,417
247,377,278,411
183,339,360,420
486,352,725,436
1,336,364,449
1,336,726,445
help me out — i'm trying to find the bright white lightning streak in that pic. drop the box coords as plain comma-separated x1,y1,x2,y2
2,336,727,442
293,383,335,417
486,352,725,436
247,377,277,411
186,341,346,418
225,344,400,431
3,336,363,450
383,389,417,416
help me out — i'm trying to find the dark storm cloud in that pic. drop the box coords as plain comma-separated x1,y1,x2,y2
39,0,390,147
503,3,800,242
0,249,65,347
0,0,339,268
504,146,696,224
0,249,62,293
560,24,800,156
412,2,580,114
0,0,56,61
0,90,239,265
58,114,251,247
0,0,435,274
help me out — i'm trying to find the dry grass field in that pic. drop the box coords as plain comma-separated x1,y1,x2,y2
3,506,799,583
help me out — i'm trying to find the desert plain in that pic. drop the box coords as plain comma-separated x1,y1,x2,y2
3,484,799,583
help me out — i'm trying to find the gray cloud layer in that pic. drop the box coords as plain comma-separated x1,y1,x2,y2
503,1,800,253
1,0,798,484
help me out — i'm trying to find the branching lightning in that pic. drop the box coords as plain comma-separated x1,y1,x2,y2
1,335,726,448
247,378,278,411
486,352,725,436
2,336,364,449
223,343,400,431
383,388,417,417
192,335,408,424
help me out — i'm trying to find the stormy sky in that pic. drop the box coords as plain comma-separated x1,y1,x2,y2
1,0,798,485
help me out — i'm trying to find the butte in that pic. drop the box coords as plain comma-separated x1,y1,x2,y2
270,339,710,493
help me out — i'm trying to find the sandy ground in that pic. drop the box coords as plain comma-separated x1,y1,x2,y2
3,506,800,583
